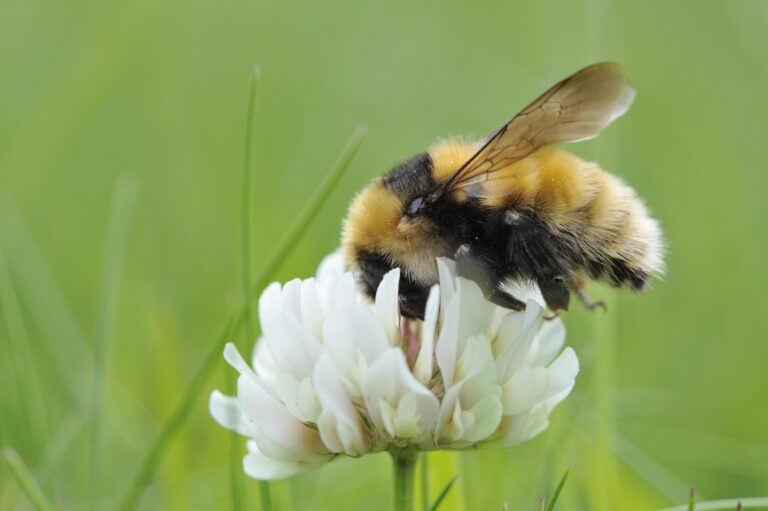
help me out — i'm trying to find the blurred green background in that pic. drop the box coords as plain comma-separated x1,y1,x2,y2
1,0,767,509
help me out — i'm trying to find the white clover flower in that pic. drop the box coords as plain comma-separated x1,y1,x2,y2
210,253,578,480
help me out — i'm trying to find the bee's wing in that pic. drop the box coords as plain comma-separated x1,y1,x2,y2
442,62,635,195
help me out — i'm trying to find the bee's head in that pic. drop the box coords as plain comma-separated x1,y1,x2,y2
341,143,479,308
342,177,444,292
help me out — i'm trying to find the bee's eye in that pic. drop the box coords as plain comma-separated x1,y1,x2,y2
407,196,424,216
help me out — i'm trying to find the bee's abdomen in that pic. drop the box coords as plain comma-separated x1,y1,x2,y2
532,151,665,287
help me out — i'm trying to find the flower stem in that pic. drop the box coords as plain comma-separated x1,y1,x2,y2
392,451,419,511
420,454,429,511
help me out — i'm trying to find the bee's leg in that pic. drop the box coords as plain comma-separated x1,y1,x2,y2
454,244,526,311
543,311,560,321
398,293,427,320
488,287,526,311
358,250,393,301
538,275,571,312
398,278,429,320
573,286,607,311
571,274,608,311
568,276,606,311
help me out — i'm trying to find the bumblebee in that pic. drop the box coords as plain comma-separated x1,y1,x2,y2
342,62,664,319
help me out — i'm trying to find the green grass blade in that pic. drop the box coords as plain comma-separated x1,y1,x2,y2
429,476,456,511
658,498,768,511
690,488,697,511
0,246,49,457
2,448,57,511
117,314,239,511
421,454,429,511
247,124,367,296
544,468,570,511
241,64,261,349
0,199,89,408
117,125,366,511
235,64,262,511
37,413,84,487
612,433,693,503
89,175,138,509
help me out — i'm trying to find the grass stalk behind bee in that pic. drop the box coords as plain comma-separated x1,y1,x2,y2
117,121,367,511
